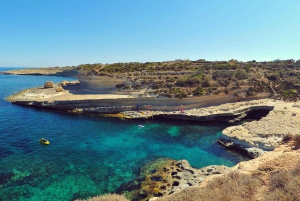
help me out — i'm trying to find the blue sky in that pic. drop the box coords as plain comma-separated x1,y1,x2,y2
0,0,300,67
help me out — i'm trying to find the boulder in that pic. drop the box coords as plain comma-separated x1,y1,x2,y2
245,147,265,158
55,86,64,92
60,80,80,86
44,81,54,88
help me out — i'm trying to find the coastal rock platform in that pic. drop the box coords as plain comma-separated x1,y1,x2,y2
219,100,300,158
8,82,300,160
7,83,274,123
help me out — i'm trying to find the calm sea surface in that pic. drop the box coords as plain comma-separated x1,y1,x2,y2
0,68,246,201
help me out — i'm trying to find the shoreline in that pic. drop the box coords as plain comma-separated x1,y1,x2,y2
6,80,300,200
7,83,287,157
6,84,284,155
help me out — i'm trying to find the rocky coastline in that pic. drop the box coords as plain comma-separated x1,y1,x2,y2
218,101,300,158
7,80,292,158
116,158,231,201
6,79,300,201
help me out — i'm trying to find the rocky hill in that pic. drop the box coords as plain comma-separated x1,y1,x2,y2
3,59,300,101
75,59,300,100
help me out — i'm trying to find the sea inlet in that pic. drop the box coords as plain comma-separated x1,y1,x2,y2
0,69,246,201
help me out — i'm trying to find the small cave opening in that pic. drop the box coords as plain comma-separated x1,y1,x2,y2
243,109,272,121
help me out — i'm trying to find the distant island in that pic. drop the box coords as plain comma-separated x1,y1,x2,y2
3,59,300,201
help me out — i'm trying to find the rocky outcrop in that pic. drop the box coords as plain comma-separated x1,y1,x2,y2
148,145,300,201
219,101,300,158
44,81,54,88
117,158,230,201
55,86,64,92
7,85,276,123
60,80,80,86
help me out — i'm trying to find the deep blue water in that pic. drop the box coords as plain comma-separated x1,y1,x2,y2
0,68,246,201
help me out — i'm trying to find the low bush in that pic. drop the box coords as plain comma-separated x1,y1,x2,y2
268,171,290,191
262,164,300,201
235,70,248,80
281,89,298,100
193,86,205,96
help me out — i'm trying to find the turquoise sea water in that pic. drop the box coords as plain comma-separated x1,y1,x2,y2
0,68,246,201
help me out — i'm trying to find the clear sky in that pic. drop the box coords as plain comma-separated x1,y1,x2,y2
0,0,300,67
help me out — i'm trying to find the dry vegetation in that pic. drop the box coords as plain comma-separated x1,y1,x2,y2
76,59,300,100
156,171,261,201
283,133,300,149
79,163,300,201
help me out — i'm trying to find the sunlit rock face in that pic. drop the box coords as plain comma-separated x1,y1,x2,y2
219,101,300,158
117,158,230,201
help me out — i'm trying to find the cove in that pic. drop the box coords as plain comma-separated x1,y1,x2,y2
0,70,247,201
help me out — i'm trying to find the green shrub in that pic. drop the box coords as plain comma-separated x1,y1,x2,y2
175,91,188,99
281,89,298,99
266,71,280,81
166,77,175,82
202,78,212,87
235,70,248,80
193,86,205,96
212,71,233,80
246,87,257,96
168,87,188,99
